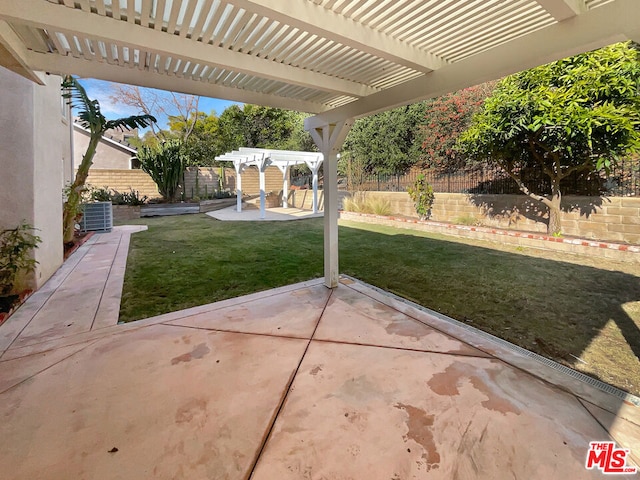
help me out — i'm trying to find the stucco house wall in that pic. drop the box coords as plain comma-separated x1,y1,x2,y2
73,125,136,170
0,67,70,292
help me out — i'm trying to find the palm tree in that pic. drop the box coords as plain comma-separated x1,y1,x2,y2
62,76,156,244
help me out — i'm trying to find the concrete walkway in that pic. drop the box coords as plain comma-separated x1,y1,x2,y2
0,225,146,356
0,226,639,479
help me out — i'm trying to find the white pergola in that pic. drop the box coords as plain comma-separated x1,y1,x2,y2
1,0,638,288
215,147,323,219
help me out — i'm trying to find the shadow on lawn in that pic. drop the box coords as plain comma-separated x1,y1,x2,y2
339,224,640,395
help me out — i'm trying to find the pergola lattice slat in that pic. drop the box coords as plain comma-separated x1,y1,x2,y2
3,0,625,116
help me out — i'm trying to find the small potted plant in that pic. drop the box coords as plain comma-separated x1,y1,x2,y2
0,222,41,318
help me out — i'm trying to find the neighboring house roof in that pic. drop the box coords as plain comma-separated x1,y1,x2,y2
73,122,138,156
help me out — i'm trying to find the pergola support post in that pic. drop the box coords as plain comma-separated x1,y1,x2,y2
308,119,353,288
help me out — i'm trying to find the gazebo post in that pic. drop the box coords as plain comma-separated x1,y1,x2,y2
311,166,319,214
304,156,322,214
257,153,270,220
233,159,245,213
259,167,266,219
308,120,353,288
278,164,290,209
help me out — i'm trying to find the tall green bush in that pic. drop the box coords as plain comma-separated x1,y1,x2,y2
407,174,435,220
138,140,186,202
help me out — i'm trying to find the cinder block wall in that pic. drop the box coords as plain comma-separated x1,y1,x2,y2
234,166,283,196
360,192,640,244
288,190,351,210
85,166,285,201
85,169,160,199
289,189,324,210
183,167,230,197
183,166,282,197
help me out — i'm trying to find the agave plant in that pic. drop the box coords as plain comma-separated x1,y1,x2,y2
61,76,156,243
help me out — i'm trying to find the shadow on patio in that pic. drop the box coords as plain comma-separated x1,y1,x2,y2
338,224,640,395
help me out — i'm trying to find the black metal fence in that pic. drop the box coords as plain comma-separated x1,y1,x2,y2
339,159,640,196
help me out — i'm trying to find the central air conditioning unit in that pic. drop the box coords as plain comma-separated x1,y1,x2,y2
80,201,113,233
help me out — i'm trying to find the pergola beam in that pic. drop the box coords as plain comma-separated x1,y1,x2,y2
537,0,586,21
0,20,45,84
230,0,447,73
24,51,326,113
0,0,376,99
306,0,636,129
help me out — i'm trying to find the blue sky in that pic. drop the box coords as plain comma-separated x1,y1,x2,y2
78,78,242,130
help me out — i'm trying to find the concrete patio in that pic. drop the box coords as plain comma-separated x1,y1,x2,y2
1,228,639,479
207,205,323,221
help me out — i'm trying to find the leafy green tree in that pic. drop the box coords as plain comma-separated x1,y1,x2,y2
342,103,427,175
243,104,294,148
421,82,495,172
217,104,314,153
458,42,640,234
217,105,246,153
169,111,222,166
278,111,316,152
135,130,162,149
138,139,186,202
62,76,156,243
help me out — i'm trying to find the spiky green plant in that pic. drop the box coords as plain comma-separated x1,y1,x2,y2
138,139,186,202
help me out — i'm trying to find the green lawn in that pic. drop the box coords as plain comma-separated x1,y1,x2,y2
120,214,640,396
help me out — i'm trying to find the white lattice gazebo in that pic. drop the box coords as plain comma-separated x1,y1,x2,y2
215,147,323,219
